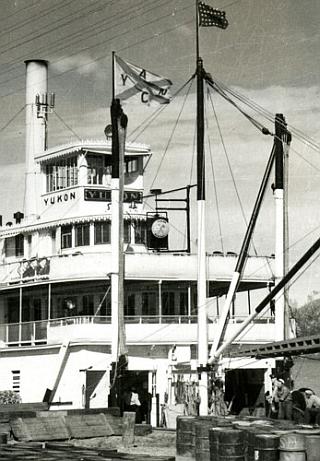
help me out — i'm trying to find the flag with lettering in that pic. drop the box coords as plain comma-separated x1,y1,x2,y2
114,55,172,105
198,1,228,29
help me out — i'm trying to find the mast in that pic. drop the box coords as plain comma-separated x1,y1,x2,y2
274,114,291,341
110,98,127,364
196,0,209,416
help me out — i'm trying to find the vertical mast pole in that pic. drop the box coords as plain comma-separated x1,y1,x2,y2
274,113,286,341
196,0,208,416
110,96,128,364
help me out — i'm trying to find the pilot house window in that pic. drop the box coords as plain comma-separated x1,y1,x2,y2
46,156,78,192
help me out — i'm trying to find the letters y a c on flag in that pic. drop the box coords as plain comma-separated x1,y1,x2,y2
114,55,172,105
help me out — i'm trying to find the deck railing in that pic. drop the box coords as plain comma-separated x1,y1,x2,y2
0,314,275,347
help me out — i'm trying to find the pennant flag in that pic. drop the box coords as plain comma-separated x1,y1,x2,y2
198,1,228,29
114,55,172,105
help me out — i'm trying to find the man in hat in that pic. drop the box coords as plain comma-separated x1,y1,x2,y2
272,378,291,420
304,389,320,425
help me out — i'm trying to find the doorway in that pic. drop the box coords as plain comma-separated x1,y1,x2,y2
225,368,265,415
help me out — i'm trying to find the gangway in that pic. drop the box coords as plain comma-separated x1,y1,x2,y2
228,334,320,359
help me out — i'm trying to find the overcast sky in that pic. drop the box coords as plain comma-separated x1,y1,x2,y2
0,0,320,304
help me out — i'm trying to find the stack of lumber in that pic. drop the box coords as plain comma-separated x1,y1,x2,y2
0,442,176,460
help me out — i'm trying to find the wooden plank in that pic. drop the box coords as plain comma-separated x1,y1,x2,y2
122,412,135,448
10,416,70,441
66,407,120,417
0,403,48,413
64,413,114,439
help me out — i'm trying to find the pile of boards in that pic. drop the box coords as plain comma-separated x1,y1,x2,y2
0,441,175,460
0,404,125,442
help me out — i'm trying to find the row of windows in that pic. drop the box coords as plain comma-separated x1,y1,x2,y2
46,154,140,192
3,221,147,258
61,221,147,249
6,289,191,321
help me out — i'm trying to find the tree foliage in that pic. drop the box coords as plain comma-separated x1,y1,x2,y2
293,297,320,337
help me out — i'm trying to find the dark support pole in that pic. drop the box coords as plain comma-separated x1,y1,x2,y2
275,113,285,189
186,185,191,253
197,58,205,200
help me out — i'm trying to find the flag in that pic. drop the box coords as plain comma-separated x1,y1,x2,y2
114,55,172,105
198,1,228,29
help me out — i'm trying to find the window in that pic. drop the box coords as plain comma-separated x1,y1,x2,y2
12,370,20,395
82,294,94,315
87,155,112,185
124,294,135,316
179,292,188,316
162,292,175,316
94,221,111,244
142,292,157,316
61,225,72,249
124,221,130,244
75,223,90,246
46,156,77,192
134,221,146,244
4,234,24,258
125,157,138,173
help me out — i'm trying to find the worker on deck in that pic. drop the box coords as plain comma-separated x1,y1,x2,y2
271,378,291,420
304,389,320,425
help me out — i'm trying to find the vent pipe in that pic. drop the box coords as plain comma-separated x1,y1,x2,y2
24,60,48,222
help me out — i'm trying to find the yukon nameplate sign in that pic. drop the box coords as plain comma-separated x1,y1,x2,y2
44,191,76,206
84,188,142,203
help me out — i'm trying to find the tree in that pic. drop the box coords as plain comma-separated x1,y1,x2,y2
292,297,320,337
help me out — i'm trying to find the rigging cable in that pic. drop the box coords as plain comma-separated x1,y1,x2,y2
205,94,225,252
149,76,195,190
207,84,258,256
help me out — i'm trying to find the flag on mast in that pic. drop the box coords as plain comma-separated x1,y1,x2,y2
198,1,228,29
114,54,172,105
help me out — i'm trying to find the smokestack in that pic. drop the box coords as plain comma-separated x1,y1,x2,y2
24,60,48,222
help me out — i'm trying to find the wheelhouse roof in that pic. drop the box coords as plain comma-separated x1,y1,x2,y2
35,139,151,164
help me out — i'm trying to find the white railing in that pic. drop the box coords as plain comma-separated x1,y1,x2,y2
0,314,275,347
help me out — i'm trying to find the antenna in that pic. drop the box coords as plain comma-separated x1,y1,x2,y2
35,92,55,119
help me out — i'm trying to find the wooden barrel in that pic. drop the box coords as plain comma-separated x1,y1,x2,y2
176,416,196,457
279,432,306,461
253,434,279,461
0,433,7,444
195,420,215,461
218,428,245,461
304,435,320,461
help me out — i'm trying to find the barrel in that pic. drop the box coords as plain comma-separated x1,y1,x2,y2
176,416,196,457
218,428,245,461
304,435,320,461
253,434,279,461
279,432,306,461
0,433,7,444
245,427,272,461
195,420,215,461
209,427,225,461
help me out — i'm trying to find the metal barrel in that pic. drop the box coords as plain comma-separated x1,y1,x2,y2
195,420,216,461
304,435,320,461
253,433,279,461
279,432,306,461
218,428,245,461
176,416,196,457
